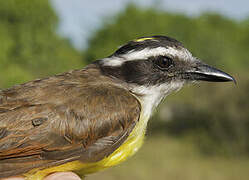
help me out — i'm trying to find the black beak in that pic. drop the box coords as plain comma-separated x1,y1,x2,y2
184,62,236,84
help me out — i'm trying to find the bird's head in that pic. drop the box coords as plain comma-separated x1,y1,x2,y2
98,35,235,111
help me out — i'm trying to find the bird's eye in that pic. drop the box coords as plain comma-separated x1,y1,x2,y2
155,56,174,70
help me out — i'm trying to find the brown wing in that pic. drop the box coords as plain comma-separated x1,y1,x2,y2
0,67,141,178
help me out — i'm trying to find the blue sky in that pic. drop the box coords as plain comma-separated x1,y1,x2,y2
51,0,249,49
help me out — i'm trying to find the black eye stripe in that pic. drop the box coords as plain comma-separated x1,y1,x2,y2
154,56,174,70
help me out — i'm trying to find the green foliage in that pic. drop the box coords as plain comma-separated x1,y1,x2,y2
0,0,83,88
85,4,249,155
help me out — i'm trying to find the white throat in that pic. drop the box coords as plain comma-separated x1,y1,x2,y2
130,81,184,118
126,81,184,138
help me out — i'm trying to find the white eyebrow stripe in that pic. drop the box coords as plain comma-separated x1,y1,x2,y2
101,46,193,67
101,57,124,66
122,47,168,60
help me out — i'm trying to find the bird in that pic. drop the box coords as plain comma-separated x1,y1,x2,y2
0,35,235,180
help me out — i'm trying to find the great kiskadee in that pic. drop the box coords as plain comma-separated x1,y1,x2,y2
0,36,235,180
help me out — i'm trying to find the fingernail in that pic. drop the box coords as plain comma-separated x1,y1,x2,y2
44,172,81,180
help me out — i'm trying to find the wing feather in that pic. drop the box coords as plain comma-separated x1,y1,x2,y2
0,68,141,178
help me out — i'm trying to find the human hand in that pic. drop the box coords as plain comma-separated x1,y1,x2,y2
1,172,81,180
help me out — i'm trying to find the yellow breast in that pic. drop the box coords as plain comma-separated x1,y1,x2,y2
25,114,149,180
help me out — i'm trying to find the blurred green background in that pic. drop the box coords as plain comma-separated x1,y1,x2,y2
0,0,248,179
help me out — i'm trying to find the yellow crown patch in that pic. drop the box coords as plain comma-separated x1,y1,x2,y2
134,37,155,42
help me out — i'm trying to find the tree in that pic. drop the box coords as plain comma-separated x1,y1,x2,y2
0,0,83,88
